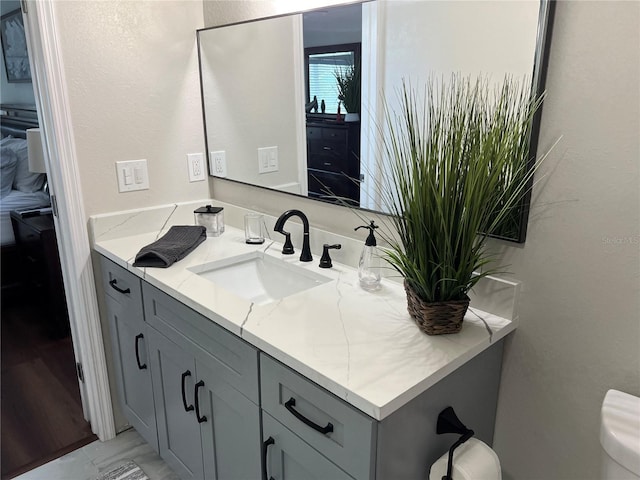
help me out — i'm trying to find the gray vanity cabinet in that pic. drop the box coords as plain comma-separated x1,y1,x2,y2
262,413,355,480
260,347,505,480
100,257,158,451
145,326,204,480
261,354,376,480
98,254,506,480
146,328,262,480
142,282,261,480
196,359,262,480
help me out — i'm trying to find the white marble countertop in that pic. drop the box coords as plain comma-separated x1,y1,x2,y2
93,207,515,421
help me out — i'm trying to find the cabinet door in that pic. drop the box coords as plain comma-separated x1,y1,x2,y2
262,413,355,480
105,298,157,449
142,282,259,403
197,361,262,480
261,354,375,480
100,257,157,449
146,327,204,480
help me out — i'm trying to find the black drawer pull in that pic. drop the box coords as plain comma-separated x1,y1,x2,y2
323,162,332,166
262,436,275,480
284,397,334,435
181,370,194,412
194,380,207,423
109,278,130,294
134,334,147,370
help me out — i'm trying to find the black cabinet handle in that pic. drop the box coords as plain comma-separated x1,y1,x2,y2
194,380,207,423
134,334,147,370
181,370,194,412
262,436,275,480
284,397,334,435
109,278,130,294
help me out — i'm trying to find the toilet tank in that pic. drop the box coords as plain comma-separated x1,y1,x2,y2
600,389,640,479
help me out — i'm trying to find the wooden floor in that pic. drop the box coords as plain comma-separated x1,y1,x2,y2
1,293,97,479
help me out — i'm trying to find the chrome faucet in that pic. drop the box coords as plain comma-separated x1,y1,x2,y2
274,209,312,262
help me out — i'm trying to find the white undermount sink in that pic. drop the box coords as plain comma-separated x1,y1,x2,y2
187,251,331,305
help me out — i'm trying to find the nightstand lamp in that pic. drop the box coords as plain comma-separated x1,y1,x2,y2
26,127,47,174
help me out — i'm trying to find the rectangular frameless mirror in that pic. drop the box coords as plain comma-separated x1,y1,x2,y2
197,0,555,243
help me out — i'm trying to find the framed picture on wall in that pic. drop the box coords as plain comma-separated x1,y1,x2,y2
1,8,31,83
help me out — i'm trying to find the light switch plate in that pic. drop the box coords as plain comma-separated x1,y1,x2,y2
116,160,149,192
258,146,278,174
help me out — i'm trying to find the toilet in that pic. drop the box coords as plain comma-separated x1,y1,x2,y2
600,389,640,479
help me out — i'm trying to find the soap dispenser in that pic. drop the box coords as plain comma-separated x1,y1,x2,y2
355,221,381,291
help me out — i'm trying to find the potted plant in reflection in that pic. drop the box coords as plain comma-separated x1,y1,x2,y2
373,75,546,335
335,60,360,122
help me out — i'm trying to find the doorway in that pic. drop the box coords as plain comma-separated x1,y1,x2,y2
0,2,96,476
0,114,95,480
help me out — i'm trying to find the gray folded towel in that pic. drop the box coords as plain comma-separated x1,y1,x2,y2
133,225,206,268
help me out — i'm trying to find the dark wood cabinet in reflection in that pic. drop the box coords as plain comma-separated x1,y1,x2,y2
10,210,69,338
306,120,360,206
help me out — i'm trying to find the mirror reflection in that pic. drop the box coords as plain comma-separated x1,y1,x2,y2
198,0,546,240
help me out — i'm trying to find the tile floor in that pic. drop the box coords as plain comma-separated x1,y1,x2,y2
13,428,178,480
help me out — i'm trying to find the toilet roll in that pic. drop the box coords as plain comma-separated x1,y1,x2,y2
429,438,501,480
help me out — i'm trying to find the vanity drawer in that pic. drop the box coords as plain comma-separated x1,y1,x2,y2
260,354,376,480
142,282,259,403
100,257,143,320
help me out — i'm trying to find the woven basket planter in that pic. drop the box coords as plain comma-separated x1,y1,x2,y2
404,281,470,335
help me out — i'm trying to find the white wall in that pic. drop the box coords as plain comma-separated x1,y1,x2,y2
490,1,640,478
53,0,209,218
206,1,640,478
200,15,302,190
202,0,351,27
51,0,208,431
381,0,538,90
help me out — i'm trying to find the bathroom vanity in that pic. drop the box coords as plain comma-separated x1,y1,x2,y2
92,204,515,480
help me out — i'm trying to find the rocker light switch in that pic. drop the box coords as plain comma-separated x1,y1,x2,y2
258,146,278,174
116,160,149,192
123,167,133,185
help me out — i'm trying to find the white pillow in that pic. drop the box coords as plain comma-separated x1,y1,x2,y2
2,137,46,193
1,146,18,197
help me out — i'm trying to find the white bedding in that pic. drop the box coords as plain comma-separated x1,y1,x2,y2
0,190,51,246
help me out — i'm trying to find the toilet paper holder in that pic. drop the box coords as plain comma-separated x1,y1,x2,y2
436,406,475,480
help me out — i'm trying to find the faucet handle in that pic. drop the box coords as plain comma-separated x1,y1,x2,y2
281,231,294,255
319,244,341,268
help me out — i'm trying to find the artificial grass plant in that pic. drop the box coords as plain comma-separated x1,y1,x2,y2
375,75,545,303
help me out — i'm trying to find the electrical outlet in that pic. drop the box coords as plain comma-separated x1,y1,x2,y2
116,160,149,192
211,151,227,178
187,153,205,182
